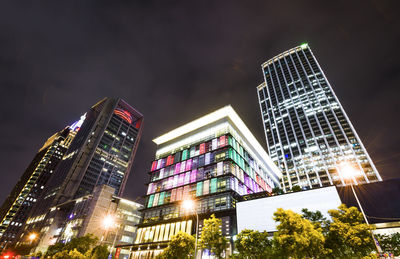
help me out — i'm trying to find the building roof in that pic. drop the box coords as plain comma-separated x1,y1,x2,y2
153,105,282,180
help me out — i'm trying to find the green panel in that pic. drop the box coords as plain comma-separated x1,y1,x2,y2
233,150,238,164
158,192,165,205
229,148,233,160
210,178,217,193
182,149,188,161
196,182,203,197
147,194,154,208
190,147,195,158
228,136,232,146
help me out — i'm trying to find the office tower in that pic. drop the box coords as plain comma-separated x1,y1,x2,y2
24,185,142,258
0,127,74,250
129,106,281,258
20,97,143,251
257,44,382,191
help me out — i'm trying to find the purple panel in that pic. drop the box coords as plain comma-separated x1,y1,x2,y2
190,170,197,183
186,159,193,171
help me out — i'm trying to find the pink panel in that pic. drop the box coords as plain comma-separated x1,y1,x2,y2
174,163,181,174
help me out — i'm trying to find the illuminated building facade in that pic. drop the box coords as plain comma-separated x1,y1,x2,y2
0,127,74,250
257,44,382,191
129,106,281,258
25,185,142,257
20,97,143,252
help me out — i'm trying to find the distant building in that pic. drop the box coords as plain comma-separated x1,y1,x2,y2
18,97,143,251
257,44,382,191
25,185,142,257
128,105,281,258
0,127,75,249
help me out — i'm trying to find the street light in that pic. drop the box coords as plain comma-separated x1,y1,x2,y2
28,233,37,244
182,199,199,259
103,214,115,230
102,214,120,258
338,162,382,253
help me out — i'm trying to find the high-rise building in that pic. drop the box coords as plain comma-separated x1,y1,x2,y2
20,97,143,251
0,127,75,250
257,44,382,191
128,105,281,258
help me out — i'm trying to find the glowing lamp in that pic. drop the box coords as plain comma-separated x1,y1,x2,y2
182,199,195,211
28,233,37,241
339,162,359,180
103,214,115,230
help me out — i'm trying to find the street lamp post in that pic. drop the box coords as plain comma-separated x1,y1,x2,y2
182,199,199,259
338,162,382,254
102,214,119,258
109,223,120,259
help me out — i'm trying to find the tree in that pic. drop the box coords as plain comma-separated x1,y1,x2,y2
273,208,328,258
301,208,328,230
157,231,195,259
290,185,302,192
271,187,284,195
199,214,228,259
234,229,273,259
44,234,100,258
326,204,375,258
63,234,98,254
45,242,66,257
90,244,109,259
376,233,400,256
53,249,86,259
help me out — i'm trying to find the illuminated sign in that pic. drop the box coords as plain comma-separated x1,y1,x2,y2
70,113,87,132
114,108,132,124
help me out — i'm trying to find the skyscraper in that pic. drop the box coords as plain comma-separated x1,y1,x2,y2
257,44,382,191
0,128,74,249
20,97,143,251
128,106,281,258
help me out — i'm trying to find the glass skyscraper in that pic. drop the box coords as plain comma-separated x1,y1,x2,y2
19,97,143,252
257,44,382,191
129,106,281,258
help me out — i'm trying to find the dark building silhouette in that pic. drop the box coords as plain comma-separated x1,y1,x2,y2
0,128,73,249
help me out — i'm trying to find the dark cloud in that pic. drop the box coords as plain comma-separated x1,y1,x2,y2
0,0,399,203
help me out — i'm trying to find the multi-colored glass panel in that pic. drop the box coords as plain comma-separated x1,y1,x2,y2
146,134,275,208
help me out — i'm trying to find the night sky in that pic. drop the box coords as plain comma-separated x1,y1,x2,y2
1,1,399,204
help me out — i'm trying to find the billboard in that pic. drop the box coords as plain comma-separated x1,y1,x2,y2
237,186,342,233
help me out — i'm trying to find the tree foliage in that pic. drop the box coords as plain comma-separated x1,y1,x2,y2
326,204,375,258
44,234,108,259
233,205,377,259
199,214,228,259
290,185,302,192
90,244,109,259
63,234,98,254
45,242,66,257
273,208,328,258
271,187,284,195
157,231,195,259
234,229,273,259
376,233,400,256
